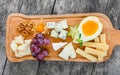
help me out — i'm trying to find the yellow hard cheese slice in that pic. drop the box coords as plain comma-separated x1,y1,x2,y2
76,48,97,62
83,42,109,50
85,47,107,57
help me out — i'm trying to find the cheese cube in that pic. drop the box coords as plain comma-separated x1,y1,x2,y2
54,23,63,32
58,30,68,40
46,22,56,29
50,30,58,38
58,20,68,29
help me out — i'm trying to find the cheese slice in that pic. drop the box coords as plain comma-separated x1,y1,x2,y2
59,46,70,60
76,48,97,62
83,42,109,50
10,40,18,51
85,47,106,57
52,42,67,51
69,43,76,59
14,35,24,44
17,44,31,56
14,50,23,57
59,42,76,60
25,39,32,44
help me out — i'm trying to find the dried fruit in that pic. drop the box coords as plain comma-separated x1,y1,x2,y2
35,21,45,33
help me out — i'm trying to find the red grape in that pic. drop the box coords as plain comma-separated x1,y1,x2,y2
42,50,48,56
43,38,50,45
31,38,38,45
37,38,44,46
30,44,35,51
36,33,44,38
37,53,45,61
32,52,37,57
34,47,41,54
30,33,49,61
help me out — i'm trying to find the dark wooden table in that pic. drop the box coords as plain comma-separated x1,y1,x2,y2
1,0,120,75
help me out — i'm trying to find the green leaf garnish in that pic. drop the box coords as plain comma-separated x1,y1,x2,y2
80,40,83,47
77,39,83,47
77,34,83,47
79,33,81,39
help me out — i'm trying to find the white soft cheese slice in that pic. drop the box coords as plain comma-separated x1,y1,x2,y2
14,35,24,44
25,39,32,44
59,42,76,60
14,50,23,57
10,40,18,51
52,42,67,51
17,44,31,56
10,40,22,57
59,46,70,60
69,43,76,59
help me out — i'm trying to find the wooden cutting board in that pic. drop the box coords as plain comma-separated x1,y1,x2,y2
6,13,120,62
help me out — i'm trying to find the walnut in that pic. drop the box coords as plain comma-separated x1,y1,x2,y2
21,30,28,37
26,22,34,33
17,23,26,32
16,21,34,37
22,21,29,26
27,21,34,28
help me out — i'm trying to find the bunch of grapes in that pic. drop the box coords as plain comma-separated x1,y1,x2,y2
30,33,50,61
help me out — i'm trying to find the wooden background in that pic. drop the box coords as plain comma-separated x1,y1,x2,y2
1,0,120,75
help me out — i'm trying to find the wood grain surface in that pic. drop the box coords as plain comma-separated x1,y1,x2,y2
1,0,120,75
6,13,118,62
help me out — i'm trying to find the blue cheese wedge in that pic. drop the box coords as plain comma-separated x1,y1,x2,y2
58,20,68,29
52,42,68,51
58,30,68,40
54,23,63,32
59,42,76,60
50,29,58,38
46,22,56,29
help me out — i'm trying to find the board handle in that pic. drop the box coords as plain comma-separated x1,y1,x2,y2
110,29,120,46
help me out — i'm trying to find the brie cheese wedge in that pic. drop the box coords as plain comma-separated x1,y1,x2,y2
59,42,76,60
52,42,67,51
